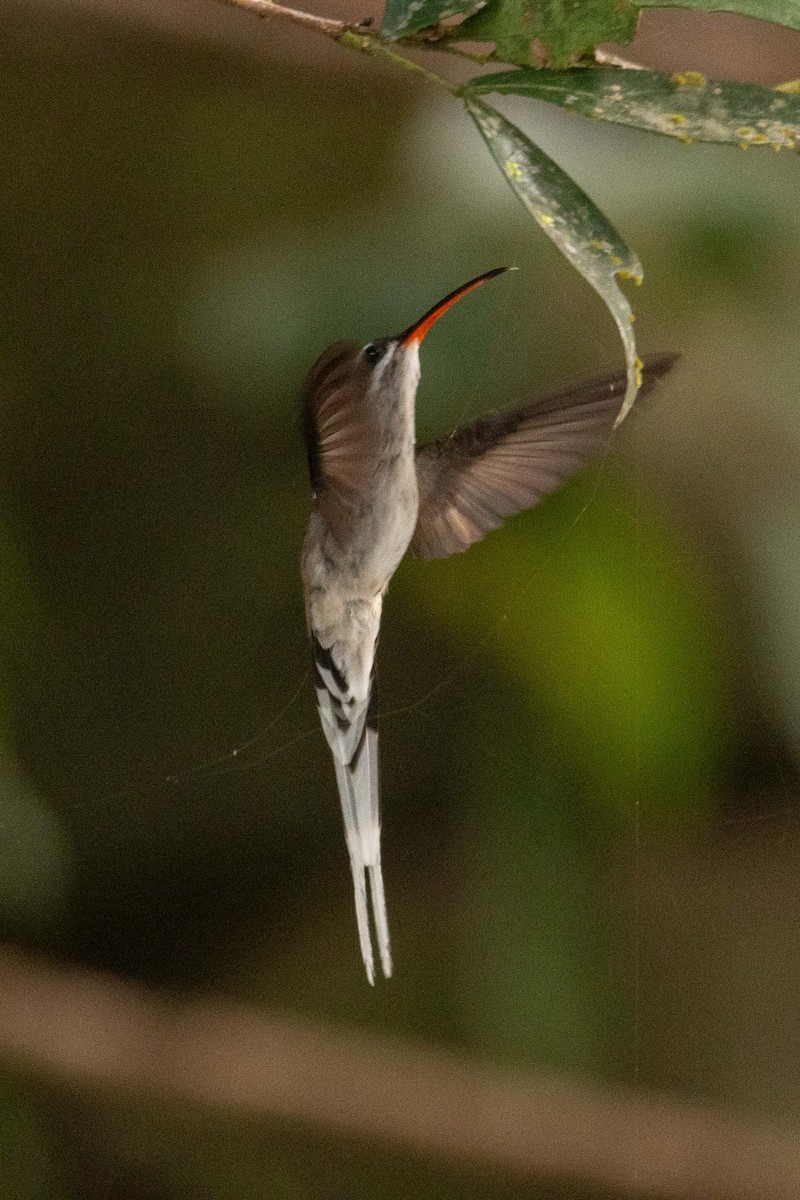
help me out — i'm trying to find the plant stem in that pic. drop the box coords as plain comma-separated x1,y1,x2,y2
215,0,459,95
217,0,347,37
412,38,496,66
340,30,459,93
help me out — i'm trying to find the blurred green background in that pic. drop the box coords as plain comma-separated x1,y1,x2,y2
1,2,800,1195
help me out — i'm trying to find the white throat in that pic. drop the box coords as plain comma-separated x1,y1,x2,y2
368,341,420,428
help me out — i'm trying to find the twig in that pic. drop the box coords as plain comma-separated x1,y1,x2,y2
0,945,799,1199
216,0,347,37
215,0,459,93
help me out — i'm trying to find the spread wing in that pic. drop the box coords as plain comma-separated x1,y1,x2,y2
302,341,380,545
411,353,678,561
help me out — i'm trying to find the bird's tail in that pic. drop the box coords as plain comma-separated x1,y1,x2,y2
313,645,392,984
332,720,392,985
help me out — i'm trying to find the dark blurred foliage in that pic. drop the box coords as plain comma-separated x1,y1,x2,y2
1,3,799,1196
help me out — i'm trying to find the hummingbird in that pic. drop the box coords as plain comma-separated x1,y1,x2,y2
301,267,677,983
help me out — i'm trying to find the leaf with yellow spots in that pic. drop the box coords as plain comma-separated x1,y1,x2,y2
466,98,643,423
464,67,800,149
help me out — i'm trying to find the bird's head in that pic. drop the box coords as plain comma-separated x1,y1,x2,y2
302,267,513,409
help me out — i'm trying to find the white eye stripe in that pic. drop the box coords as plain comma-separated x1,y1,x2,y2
369,348,391,396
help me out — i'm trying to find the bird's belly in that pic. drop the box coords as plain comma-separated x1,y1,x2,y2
303,485,414,697
303,452,417,602
346,461,418,594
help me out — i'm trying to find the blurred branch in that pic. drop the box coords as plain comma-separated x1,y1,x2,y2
0,947,798,1198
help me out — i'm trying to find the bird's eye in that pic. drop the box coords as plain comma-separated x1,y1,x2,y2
363,343,381,367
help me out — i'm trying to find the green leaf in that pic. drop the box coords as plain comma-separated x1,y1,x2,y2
451,0,638,69
638,0,800,34
466,66,800,149
381,0,479,40
453,0,538,65
466,97,643,421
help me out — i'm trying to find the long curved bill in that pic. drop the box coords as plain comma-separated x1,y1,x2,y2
400,266,513,347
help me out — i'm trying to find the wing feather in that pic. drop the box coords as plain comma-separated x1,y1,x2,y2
412,353,678,560
302,341,381,545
